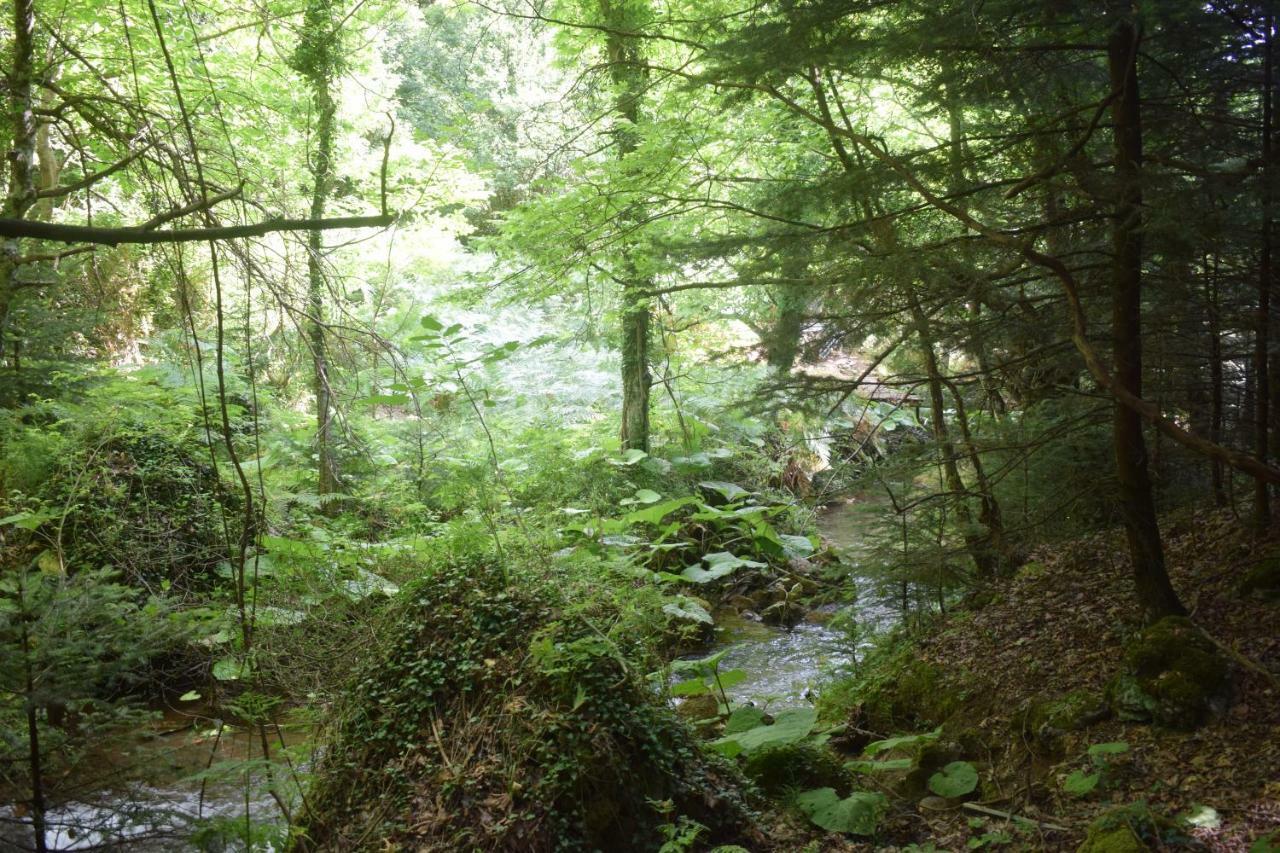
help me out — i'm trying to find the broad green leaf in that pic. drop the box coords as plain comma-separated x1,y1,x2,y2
662,596,712,624
713,707,816,754
795,788,886,835
1063,770,1100,796
724,705,766,734
847,758,913,773
698,480,750,501
178,690,202,702
213,656,249,681
928,761,978,798
624,496,698,525
864,727,941,756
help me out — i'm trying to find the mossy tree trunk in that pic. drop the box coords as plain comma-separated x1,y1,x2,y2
0,0,38,361
294,0,342,497
603,0,652,453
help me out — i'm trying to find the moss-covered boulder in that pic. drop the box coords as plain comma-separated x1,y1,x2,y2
1106,617,1230,730
1239,555,1280,601
1077,802,1174,852
293,558,759,852
1016,690,1106,750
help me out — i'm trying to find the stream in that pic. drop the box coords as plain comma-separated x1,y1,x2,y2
685,494,898,711
1,497,891,851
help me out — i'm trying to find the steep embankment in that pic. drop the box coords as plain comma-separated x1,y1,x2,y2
837,509,1279,851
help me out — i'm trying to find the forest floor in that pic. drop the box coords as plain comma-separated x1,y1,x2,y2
824,508,1279,852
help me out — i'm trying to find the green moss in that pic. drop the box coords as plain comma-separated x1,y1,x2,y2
1106,616,1230,730
1078,802,1173,852
1018,689,1103,748
1077,823,1147,853
1239,556,1280,601
742,742,849,796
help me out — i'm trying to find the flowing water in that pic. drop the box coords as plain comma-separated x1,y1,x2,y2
688,494,897,711
0,711,308,851
3,496,892,851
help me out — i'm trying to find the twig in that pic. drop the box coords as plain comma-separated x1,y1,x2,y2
962,802,1068,832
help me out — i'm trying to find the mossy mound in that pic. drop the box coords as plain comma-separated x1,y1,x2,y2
742,741,849,796
1239,555,1280,601
293,558,759,852
1106,616,1230,730
1077,802,1175,852
1016,689,1105,750
853,655,966,735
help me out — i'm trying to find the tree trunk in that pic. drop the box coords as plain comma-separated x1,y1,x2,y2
1256,13,1274,527
604,0,652,452
298,0,341,497
765,251,809,371
1108,20,1184,620
1208,255,1226,506
0,0,38,357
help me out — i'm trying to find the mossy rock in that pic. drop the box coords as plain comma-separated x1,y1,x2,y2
1016,690,1105,749
1105,616,1230,730
1077,823,1148,853
293,557,759,852
1077,802,1174,852
1239,555,1280,601
742,741,849,796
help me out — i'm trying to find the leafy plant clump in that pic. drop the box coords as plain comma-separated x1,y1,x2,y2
294,556,760,851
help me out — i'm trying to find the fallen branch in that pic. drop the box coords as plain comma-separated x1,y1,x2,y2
962,802,1068,832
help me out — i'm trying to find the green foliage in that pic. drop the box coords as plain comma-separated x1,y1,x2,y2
794,787,886,835
927,761,978,798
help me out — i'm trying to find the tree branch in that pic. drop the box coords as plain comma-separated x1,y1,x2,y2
0,213,396,246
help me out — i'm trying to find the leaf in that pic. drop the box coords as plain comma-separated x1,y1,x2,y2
671,678,712,697
662,596,712,624
624,497,698,525
419,314,444,331
864,728,941,756
795,788,886,835
681,551,766,583
1087,741,1129,761
698,480,750,502
213,656,249,681
928,761,978,798
724,706,766,734
712,707,816,754
179,690,201,702
36,549,63,575
611,448,648,466
1062,770,1100,796
626,488,662,504
846,757,913,773
779,533,816,557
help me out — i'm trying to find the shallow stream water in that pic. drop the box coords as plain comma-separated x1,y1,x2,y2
2,496,893,851
686,494,898,711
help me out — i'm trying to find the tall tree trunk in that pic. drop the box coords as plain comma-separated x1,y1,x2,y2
297,0,340,496
1208,254,1226,506
1108,20,1184,620
0,0,38,359
603,0,652,452
1256,13,1274,527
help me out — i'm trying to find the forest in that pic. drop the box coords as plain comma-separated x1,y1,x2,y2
0,0,1278,850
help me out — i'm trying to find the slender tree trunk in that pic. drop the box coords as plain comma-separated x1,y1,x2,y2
298,0,340,496
1256,13,1274,527
1108,20,1184,620
604,0,652,452
0,0,38,358
1209,256,1226,506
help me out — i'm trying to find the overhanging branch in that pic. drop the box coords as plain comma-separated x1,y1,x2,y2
0,213,396,246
